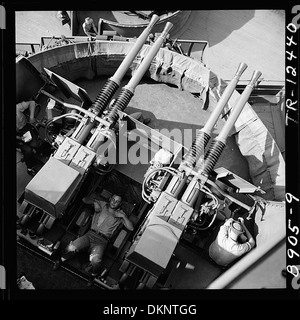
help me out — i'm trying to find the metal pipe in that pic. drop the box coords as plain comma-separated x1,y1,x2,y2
207,236,285,289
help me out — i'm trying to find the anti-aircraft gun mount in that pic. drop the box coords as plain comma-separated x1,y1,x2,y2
117,65,265,290
17,17,173,242
16,23,268,290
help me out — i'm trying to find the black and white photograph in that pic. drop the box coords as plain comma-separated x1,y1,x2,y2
1,4,300,306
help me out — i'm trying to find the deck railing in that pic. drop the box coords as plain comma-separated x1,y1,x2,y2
16,42,40,56
16,36,209,62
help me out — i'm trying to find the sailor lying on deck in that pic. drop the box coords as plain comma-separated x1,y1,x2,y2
53,194,134,286
208,217,255,268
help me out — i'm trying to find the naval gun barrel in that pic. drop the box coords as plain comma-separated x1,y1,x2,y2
201,70,262,175
86,22,173,152
110,14,160,88
105,22,174,125
90,14,160,117
70,15,160,144
179,70,262,208
182,62,248,168
165,63,247,199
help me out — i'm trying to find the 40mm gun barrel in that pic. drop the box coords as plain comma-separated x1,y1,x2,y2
201,69,262,175
86,22,174,152
165,63,247,199
90,14,160,117
182,62,248,168
71,14,160,144
179,70,262,208
105,22,174,126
